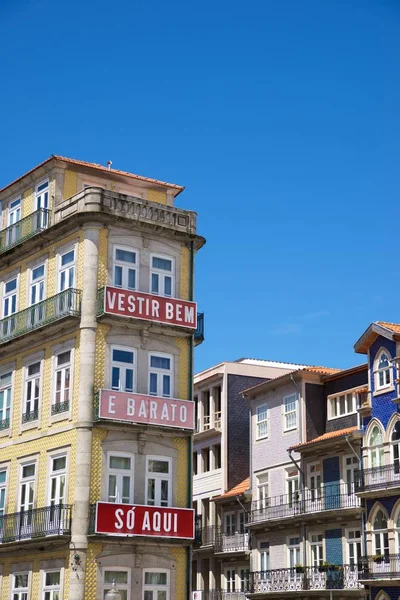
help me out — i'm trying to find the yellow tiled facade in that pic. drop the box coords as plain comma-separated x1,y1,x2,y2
0,155,202,600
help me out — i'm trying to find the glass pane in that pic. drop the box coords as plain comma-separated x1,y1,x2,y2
45,571,60,586
53,457,66,471
15,574,28,587
112,367,120,390
32,265,45,280
147,479,155,504
128,269,136,289
162,375,170,397
145,572,167,585
149,373,157,395
23,464,35,478
113,349,134,364
57,351,71,366
104,571,128,584
151,273,159,294
5,279,17,293
0,470,6,484
108,475,116,499
122,476,130,502
144,592,153,600
125,369,133,392
158,592,167,600
150,356,171,370
61,250,74,266
148,460,169,473
164,277,172,296
110,456,131,470
114,266,122,287
116,249,136,263
152,257,172,271
161,480,169,504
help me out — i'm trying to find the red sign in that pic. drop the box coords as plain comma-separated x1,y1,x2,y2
98,390,194,430
103,286,197,329
95,502,195,539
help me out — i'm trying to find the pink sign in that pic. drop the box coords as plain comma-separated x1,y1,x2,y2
103,286,197,329
98,389,195,430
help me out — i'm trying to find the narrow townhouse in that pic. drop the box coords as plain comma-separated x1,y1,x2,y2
244,365,367,599
192,359,309,599
0,155,204,600
354,321,400,600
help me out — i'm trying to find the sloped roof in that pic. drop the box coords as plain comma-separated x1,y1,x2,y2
213,477,250,502
243,365,341,396
376,321,400,334
289,426,358,451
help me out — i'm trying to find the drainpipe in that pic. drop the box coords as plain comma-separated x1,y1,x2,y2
187,240,194,600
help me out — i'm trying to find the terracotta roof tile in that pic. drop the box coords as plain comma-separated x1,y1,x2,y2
377,321,400,334
213,477,250,501
304,366,341,375
0,155,184,195
355,386,368,394
290,426,358,451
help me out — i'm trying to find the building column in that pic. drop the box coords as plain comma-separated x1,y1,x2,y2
69,225,100,600
209,388,215,429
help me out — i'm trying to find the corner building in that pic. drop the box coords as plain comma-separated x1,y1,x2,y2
0,156,204,600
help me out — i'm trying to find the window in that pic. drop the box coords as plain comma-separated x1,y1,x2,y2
143,570,169,600
347,529,361,566
18,462,36,537
49,455,67,507
260,541,270,572
193,452,198,476
202,390,210,430
7,198,21,246
23,361,41,421
256,404,268,439
0,370,12,427
107,454,134,504
58,249,75,292
113,247,137,290
36,180,49,229
150,255,174,297
224,513,235,535
12,572,29,600
307,463,322,502
201,448,210,472
42,570,61,600
146,457,172,507
214,386,222,428
283,393,297,430
29,264,45,326
225,569,236,593
2,276,17,337
286,469,299,507
213,444,221,469
369,425,385,468
391,422,400,475
373,509,389,556
239,569,249,593
149,354,172,398
288,537,300,569
328,391,357,419
53,350,72,413
111,347,135,393
257,473,269,508
0,468,7,517
395,514,400,553
310,533,323,566
343,455,358,495
103,569,130,600
375,350,392,391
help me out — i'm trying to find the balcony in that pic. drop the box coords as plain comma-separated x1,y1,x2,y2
249,483,361,527
247,566,362,595
0,289,81,353
193,521,216,549
0,209,50,256
215,529,249,554
0,504,71,550
195,413,222,438
193,591,246,600
359,555,400,580
355,465,400,495
194,312,204,345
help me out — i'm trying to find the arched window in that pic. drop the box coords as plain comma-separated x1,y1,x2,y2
395,512,400,553
391,422,400,475
369,425,385,468
373,509,389,556
375,350,392,391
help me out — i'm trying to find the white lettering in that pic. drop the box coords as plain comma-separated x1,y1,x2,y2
173,513,178,533
152,299,160,317
184,305,195,325
180,405,187,423
137,297,145,314
171,404,177,420
126,508,135,530
165,302,174,320
161,403,170,421
153,511,161,532
114,508,124,530
163,512,172,532
108,395,116,414
138,400,147,418
142,511,151,531
150,401,157,420
127,397,135,416
145,298,150,316
176,304,182,322
128,295,136,313
107,291,116,310
118,293,125,311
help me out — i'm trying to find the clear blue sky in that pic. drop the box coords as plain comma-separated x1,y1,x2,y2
1,0,399,373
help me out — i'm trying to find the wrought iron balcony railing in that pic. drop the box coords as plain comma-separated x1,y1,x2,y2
0,504,72,543
0,288,81,345
215,530,249,553
193,523,216,548
355,465,400,492
0,209,50,255
250,482,360,524
359,554,400,579
194,312,204,343
193,591,246,600
247,566,362,593
21,409,39,424
51,400,70,416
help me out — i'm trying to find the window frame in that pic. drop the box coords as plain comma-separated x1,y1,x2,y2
309,532,324,566
23,358,42,421
287,535,301,569
47,452,68,507
150,253,175,298
142,568,169,600
328,389,357,420
113,245,138,291
283,393,297,431
256,403,268,440
2,274,18,319
52,348,73,411
0,465,8,518
41,568,62,600
257,472,269,509
0,368,13,428
11,571,30,600
110,346,136,393
374,348,393,392
102,567,131,600
148,352,173,398
145,455,172,507
106,452,135,504
57,246,76,292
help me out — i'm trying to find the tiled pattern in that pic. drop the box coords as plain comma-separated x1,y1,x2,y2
89,427,108,503
98,227,108,287
171,546,187,600
94,324,110,391
325,528,343,564
173,436,189,508
147,189,167,205
176,337,190,400
84,542,103,599
64,170,78,199
180,245,190,300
